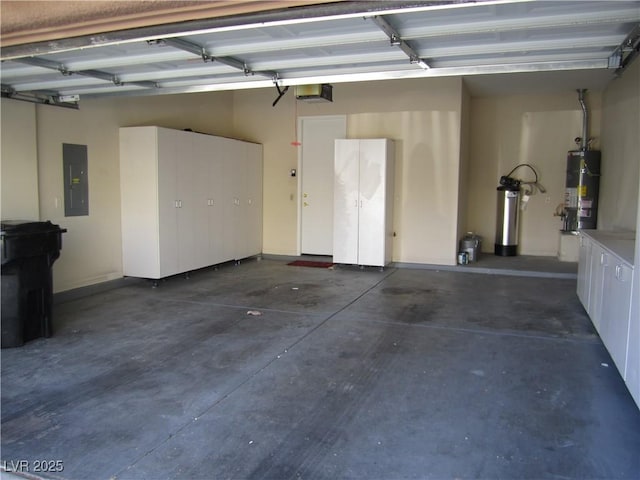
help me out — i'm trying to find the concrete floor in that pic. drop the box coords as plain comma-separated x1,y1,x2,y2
1,257,639,480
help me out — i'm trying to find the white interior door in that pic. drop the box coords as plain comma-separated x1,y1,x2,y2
300,115,346,255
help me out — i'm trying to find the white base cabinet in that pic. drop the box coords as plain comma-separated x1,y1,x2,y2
333,139,394,267
578,230,636,406
601,259,633,375
120,126,262,280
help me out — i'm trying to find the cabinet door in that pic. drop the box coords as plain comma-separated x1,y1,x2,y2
157,129,181,278
626,281,639,405
333,140,360,264
245,143,263,257
577,235,592,307
357,139,388,267
232,142,249,260
120,127,162,279
207,136,227,266
601,260,633,375
588,244,609,333
192,134,222,267
174,130,199,273
220,138,242,262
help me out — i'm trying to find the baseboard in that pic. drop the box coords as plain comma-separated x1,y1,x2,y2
53,277,144,304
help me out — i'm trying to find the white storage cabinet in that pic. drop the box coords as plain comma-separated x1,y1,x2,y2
333,139,394,267
601,257,633,375
120,126,262,280
578,230,635,403
576,235,592,306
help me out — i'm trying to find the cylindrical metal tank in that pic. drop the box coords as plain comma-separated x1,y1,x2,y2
495,185,520,256
564,150,601,231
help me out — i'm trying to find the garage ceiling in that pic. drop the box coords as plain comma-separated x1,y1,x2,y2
1,0,639,107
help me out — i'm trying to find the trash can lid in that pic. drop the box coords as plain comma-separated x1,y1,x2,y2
1,220,67,237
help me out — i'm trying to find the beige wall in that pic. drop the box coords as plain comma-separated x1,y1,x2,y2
600,59,640,232
233,77,465,264
1,98,39,220
467,91,602,255
457,82,471,249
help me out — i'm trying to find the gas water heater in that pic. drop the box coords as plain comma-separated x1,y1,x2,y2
563,90,601,232
563,150,601,231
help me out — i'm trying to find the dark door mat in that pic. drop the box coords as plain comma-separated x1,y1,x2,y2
287,260,335,268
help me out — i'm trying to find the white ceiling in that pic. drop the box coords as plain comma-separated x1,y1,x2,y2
1,0,639,106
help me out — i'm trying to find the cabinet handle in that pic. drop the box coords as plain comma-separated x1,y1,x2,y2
175,200,179,208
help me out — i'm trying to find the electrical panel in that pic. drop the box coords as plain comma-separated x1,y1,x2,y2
63,143,89,216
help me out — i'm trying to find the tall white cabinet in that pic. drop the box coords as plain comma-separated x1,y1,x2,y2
333,139,395,267
119,126,262,280
578,230,636,407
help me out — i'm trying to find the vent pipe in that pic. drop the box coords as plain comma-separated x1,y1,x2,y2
577,89,588,151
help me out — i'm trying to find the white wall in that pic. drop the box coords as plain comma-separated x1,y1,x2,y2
1,98,39,220
467,92,602,255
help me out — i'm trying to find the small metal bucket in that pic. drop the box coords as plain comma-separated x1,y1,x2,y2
459,233,482,262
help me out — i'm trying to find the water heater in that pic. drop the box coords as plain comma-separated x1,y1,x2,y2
564,150,601,231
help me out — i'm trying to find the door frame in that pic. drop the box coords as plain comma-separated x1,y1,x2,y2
296,115,347,256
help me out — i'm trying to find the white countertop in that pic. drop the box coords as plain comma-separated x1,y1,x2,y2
581,230,636,265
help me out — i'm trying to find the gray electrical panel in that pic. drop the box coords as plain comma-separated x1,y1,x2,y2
63,143,89,216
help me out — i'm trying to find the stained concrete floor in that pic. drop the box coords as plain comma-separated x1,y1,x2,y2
1,258,639,480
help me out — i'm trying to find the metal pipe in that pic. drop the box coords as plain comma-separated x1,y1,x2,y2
577,88,588,151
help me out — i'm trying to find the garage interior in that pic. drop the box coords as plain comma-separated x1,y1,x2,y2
1,1,640,479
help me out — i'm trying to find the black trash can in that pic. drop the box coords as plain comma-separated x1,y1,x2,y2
1,220,67,348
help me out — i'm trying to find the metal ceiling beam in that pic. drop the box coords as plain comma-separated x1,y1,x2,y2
370,15,429,69
12,56,159,90
610,23,640,74
158,37,278,81
79,58,609,99
415,34,626,59
0,1,463,60
11,56,72,75
399,8,640,40
430,51,616,69
1,84,79,109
